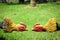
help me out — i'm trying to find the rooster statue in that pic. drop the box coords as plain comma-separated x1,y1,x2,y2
3,17,27,32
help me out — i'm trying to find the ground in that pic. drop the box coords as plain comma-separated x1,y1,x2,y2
0,2,60,40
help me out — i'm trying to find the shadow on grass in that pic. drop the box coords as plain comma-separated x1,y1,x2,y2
0,37,5,40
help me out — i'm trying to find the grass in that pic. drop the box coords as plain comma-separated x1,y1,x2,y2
0,2,60,40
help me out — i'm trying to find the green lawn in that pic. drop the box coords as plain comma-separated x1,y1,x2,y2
0,2,60,40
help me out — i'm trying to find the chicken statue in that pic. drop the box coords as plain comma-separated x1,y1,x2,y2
3,17,27,32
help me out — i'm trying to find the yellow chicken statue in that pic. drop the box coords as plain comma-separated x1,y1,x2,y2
3,17,27,32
